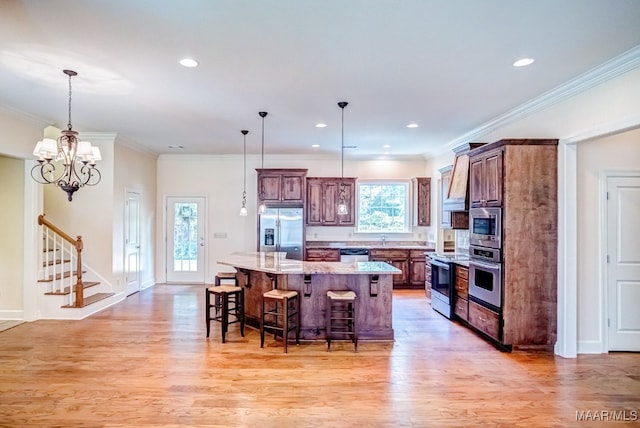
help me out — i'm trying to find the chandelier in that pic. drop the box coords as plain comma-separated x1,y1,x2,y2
31,69,101,201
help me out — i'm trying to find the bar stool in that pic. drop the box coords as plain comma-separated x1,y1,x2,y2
215,271,238,286
205,285,245,343
261,289,300,353
326,290,358,352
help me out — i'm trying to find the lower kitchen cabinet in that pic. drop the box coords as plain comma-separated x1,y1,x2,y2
305,248,340,262
453,264,469,321
468,300,500,341
370,249,409,289
424,255,432,299
408,250,426,287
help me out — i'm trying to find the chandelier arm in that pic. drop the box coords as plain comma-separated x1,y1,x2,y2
31,161,61,185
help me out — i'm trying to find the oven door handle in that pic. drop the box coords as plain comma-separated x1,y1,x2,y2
430,259,450,269
469,259,501,270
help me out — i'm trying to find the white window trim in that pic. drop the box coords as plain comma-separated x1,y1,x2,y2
355,179,412,234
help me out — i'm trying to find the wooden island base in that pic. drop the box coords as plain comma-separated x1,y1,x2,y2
218,253,399,341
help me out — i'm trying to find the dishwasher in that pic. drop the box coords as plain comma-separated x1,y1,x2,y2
339,248,370,262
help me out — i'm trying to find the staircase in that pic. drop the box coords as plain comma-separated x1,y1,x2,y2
37,214,114,312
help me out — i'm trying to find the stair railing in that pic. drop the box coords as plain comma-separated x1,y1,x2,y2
38,214,84,307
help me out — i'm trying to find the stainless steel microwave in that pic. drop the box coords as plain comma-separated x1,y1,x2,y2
469,207,501,249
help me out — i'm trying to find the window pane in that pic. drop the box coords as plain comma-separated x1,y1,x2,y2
173,202,198,272
357,181,410,232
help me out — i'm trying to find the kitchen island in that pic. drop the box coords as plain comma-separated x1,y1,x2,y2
217,252,401,340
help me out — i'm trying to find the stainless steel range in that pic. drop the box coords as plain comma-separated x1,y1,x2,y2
429,253,469,319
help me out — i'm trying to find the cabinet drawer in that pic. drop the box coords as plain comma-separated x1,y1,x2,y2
305,248,340,262
455,277,468,300
468,300,500,340
455,297,468,321
455,265,468,281
370,249,408,259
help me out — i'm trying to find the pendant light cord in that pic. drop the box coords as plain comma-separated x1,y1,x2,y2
67,73,73,131
341,106,344,179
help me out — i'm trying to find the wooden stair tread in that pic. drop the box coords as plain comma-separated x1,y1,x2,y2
61,292,114,308
38,270,86,282
42,259,71,267
44,282,100,296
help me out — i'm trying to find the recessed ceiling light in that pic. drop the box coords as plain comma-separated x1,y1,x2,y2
383,144,391,148
311,144,320,148
315,123,327,128
179,58,199,68
407,123,419,128
513,58,535,67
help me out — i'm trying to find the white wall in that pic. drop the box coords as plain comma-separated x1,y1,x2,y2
113,139,158,290
0,155,25,315
156,154,430,283
43,132,117,289
576,128,640,352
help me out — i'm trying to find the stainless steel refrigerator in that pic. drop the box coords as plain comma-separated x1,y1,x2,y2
258,207,304,260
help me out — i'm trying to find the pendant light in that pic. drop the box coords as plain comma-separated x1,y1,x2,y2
337,101,349,215
31,69,102,201
258,111,268,214
239,129,249,216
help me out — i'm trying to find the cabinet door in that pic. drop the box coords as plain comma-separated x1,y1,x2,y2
259,173,282,202
305,248,340,261
415,178,431,226
322,180,339,225
440,168,452,228
390,259,408,286
469,156,484,208
306,179,323,225
281,174,305,202
483,150,503,207
336,179,355,226
409,256,426,286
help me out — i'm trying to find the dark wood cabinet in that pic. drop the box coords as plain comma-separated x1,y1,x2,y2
439,166,469,229
424,258,432,299
453,265,469,321
369,249,408,288
305,248,340,262
257,169,307,206
468,300,500,340
370,248,426,289
408,250,426,286
413,177,431,226
469,148,503,208
306,177,355,226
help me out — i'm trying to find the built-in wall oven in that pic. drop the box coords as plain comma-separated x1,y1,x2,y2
430,255,453,319
468,243,502,311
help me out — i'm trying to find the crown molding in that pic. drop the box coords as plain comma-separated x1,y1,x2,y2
440,44,640,154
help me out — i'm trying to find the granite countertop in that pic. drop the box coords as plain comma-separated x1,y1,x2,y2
218,252,402,275
306,241,436,250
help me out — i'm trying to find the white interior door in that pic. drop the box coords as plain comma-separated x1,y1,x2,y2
124,191,141,296
607,175,640,351
166,196,206,283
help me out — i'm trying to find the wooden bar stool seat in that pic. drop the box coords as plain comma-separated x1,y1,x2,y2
215,271,238,286
261,289,300,353
326,290,358,352
205,285,245,343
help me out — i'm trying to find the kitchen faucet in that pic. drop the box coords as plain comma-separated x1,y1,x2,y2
381,235,386,246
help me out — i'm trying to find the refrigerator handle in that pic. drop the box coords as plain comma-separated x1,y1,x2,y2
276,218,281,251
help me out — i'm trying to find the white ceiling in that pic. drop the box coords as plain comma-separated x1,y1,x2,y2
1,0,639,158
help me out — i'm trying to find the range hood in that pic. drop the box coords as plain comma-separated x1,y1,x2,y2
443,142,486,212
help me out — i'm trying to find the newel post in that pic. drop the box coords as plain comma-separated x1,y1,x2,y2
75,236,84,307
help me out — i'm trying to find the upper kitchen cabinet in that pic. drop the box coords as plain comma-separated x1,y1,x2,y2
257,168,307,206
412,177,431,226
306,177,355,226
469,148,503,208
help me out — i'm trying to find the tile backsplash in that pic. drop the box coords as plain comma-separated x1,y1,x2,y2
455,229,470,254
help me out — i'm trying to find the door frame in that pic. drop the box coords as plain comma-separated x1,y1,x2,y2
164,195,208,284
124,188,141,296
600,171,640,352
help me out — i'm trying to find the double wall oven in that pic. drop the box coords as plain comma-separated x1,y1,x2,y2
468,207,502,312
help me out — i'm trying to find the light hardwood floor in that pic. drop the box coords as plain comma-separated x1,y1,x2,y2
1,286,638,427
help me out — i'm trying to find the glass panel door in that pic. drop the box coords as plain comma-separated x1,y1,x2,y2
166,196,206,283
